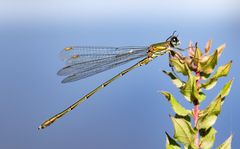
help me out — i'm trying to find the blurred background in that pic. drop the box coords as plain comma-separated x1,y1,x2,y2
0,0,239,148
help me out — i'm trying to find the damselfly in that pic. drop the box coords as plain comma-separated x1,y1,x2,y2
39,33,183,129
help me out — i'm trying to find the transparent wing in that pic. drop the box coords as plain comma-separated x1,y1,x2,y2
60,46,121,65
58,46,148,83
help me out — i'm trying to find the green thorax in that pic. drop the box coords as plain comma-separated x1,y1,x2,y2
149,41,171,57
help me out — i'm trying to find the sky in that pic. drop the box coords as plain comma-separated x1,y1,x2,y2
0,0,239,148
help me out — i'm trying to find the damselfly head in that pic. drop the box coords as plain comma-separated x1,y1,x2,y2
166,31,180,48
169,36,180,47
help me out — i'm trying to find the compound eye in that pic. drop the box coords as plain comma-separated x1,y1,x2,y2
170,36,180,47
172,37,177,42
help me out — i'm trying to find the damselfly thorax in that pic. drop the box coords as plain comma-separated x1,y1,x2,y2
148,41,172,58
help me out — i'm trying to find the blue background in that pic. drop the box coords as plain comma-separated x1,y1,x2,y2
0,0,239,148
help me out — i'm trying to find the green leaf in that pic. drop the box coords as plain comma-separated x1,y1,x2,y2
170,57,188,76
200,44,225,79
171,116,196,148
180,64,206,103
196,92,206,103
195,47,202,58
161,91,191,116
193,47,202,70
217,135,233,149
180,64,195,102
199,127,217,149
197,79,233,129
201,61,232,90
215,79,233,99
184,145,195,149
200,50,218,79
175,114,191,122
162,70,185,88
165,132,181,149
197,114,219,130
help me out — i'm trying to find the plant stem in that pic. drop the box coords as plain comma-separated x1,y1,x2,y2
193,102,199,147
194,71,201,147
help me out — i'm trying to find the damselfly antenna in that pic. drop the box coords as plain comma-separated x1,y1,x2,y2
166,31,177,41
